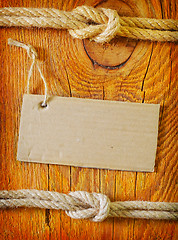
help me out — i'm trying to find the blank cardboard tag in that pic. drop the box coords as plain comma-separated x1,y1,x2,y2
17,94,160,172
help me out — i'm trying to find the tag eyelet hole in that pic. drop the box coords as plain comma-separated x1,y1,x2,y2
40,102,48,108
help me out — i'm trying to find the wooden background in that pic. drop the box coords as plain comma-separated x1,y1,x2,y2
0,0,177,239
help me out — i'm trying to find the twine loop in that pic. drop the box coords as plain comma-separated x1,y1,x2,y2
66,191,110,222
8,39,38,59
8,38,48,107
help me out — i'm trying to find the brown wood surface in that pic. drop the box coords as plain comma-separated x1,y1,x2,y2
0,0,177,239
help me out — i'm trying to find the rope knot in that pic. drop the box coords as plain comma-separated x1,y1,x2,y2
69,7,120,43
65,191,110,222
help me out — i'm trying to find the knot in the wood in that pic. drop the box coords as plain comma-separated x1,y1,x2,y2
65,191,110,222
69,6,120,43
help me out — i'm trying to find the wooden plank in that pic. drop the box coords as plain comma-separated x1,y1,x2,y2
0,0,177,239
0,29,49,240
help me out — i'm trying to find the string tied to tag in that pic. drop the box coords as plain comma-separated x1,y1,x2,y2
8,38,48,107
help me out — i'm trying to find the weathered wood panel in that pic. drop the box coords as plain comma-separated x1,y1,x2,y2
0,0,177,239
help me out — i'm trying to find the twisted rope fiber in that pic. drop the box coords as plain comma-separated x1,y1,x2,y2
0,6,178,42
0,190,177,222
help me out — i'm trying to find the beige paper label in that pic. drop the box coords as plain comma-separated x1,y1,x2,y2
17,94,160,172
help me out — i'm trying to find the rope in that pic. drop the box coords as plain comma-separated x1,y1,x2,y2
0,190,177,222
0,6,178,42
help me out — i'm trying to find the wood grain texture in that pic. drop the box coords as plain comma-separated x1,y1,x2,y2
0,0,177,239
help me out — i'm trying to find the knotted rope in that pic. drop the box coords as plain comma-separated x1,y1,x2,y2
0,6,178,42
0,190,177,222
